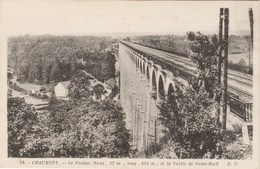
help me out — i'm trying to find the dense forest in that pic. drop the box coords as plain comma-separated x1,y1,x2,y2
8,35,116,84
8,97,130,158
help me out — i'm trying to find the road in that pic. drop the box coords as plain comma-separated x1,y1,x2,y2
11,88,48,105
122,41,253,103
9,75,49,106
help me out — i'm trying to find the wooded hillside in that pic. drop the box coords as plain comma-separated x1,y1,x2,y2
8,35,116,84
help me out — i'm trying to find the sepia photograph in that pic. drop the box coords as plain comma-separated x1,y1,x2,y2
0,0,259,168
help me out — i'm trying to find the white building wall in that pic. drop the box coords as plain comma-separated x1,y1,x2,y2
55,83,68,98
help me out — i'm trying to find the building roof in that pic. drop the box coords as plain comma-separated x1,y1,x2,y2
105,78,116,89
239,59,246,64
59,81,70,89
90,80,103,87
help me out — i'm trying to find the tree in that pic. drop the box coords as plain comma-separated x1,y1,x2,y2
36,63,43,83
68,70,91,99
42,64,52,84
187,32,220,99
8,89,13,97
157,32,223,159
106,51,116,79
24,99,130,158
27,64,37,83
158,86,221,159
71,99,130,157
50,61,62,82
47,98,75,133
18,65,30,82
70,59,76,77
158,84,183,142
93,84,105,101
7,98,39,157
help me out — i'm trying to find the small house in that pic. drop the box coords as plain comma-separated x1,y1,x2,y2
238,59,246,66
30,89,37,94
105,78,116,90
54,81,70,98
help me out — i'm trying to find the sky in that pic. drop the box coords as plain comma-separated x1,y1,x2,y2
0,0,258,37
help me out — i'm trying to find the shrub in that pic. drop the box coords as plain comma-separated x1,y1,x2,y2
232,124,242,135
144,142,162,157
222,130,237,145
42,94,48,100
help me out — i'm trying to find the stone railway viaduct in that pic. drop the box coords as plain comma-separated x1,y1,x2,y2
118,40,253,151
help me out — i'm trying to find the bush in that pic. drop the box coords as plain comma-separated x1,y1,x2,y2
39,86,46,92
144,142,162,157
8,98,38,157
232,124,242,135
42,94,48,100
222,130,237,145
222,142,243,159
151,141,178,159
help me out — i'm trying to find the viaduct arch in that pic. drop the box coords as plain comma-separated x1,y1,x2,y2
119,41,183,150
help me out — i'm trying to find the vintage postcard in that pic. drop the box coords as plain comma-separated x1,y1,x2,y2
0,0,259,168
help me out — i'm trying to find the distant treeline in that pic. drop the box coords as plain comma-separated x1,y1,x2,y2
130,34,252,75
131,35,190,57
228,35,252,54
131,34,251,56
8,35,116,84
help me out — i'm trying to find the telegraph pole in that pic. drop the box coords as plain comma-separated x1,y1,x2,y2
217,8,224,124
249,8,254,48
221,8,229,130
249,8,253,66
154,119,157,144
218,8,224,85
